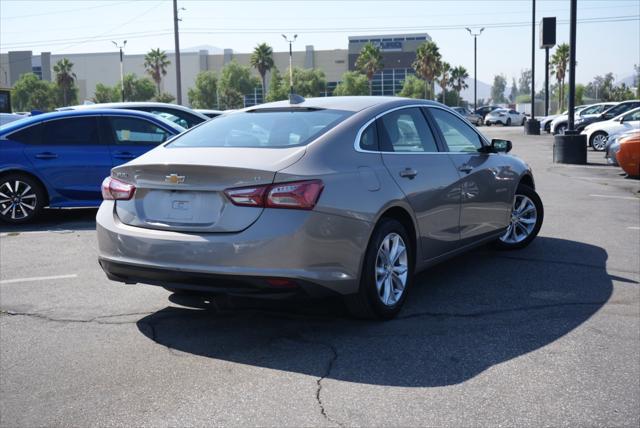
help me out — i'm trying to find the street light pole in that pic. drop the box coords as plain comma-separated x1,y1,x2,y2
525,0,541,134
112,40,127,102
173,0,184,105
465,27,484,110
282,34,297,95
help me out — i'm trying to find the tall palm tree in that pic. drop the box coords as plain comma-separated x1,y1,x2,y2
438,62,451,104
450,66,469,106
53,58,76,106
250,43,274,101
550,43,570,112
355,42,384,95
413,41,442,100
144,48,171,96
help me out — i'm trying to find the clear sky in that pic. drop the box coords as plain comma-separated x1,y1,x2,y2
1,0,638,87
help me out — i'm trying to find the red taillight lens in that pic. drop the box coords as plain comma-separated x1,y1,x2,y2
224,180,324,210
266,180,324,210
223,185,267,207
101,177,136,200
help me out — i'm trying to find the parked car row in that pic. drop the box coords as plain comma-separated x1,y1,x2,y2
582,106,640,151
546,100,639,136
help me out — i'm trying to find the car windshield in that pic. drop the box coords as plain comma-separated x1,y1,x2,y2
168,108,352,148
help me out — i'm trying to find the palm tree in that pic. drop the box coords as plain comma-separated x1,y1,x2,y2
438,62,451,104
53,58,76,106
250,43,274,101
144,48,171,96
413,41,442,100
550,43,570,112
450,66,469,106
355,42,384,95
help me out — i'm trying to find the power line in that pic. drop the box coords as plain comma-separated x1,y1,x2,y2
0,1,133,20
0,15,637,50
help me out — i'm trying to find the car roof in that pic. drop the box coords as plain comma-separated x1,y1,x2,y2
0,108,185,135
244,96,442,113
60,102,209,119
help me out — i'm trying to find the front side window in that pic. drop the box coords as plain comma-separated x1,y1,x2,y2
623,109,640,122
44,117,99,145
169,109,351,148
107,117,170,145
430,108,484,153
377,108,439,153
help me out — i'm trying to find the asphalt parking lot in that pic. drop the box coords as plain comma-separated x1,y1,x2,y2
1,126,639,427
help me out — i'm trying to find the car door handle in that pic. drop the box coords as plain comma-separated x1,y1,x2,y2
35,152,58,159
399,168,418,179
458,165,474,174
113,152,136,159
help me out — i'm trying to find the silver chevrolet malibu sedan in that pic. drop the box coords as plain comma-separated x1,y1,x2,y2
97,96,543,319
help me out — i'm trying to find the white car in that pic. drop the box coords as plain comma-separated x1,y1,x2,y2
550,103,617,135
582,107,640,151
485,108,526,126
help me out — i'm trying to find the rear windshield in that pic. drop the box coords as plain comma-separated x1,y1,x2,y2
168,109,351,148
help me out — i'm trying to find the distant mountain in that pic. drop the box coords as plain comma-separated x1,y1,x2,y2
460,79,493,102
619,75,637,87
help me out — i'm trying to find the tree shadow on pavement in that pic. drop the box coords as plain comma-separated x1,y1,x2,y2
136,237,617,387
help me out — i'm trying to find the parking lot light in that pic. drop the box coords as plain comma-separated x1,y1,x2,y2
465,27,484,111
282,34,297,95
111,40,127,102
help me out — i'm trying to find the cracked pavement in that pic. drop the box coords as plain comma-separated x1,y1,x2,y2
1,127,639,427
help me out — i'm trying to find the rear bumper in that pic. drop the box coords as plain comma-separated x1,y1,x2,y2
96,201,372,296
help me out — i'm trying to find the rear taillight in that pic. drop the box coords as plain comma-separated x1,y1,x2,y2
224,180,324,210
101,176,136,200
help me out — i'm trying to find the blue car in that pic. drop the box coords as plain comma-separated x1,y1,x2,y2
0,109,185,224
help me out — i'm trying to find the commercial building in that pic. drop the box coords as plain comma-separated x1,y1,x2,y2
0,32,431,107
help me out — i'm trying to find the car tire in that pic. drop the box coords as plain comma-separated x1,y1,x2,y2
486,122,492,126
506,118,511,126
344,218,414,320
494,184,543,250
0,173,46,224
590,131,608,151
556,124,567,135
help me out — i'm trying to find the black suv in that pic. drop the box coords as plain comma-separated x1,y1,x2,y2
575,100,640,132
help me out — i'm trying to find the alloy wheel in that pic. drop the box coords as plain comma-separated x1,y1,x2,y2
592,134,608,151
499,194,538,244
375,232,408,306
0,180,38,221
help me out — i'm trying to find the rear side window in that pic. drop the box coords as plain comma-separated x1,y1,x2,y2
359,123,378,151
430,108,484,153
44,117,100,145
169,109,352,148
7,124,42,145
377,108,439,153
106,117,170,145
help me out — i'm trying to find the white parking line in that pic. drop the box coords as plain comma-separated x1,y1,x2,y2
0,274,78,285
589,194,639,201
0,230,76,237
628,227,640,230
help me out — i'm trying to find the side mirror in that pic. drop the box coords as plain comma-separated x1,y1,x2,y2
619,116,625,123
491,138,512,153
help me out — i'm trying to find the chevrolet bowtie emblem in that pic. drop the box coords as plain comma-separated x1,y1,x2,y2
165,174,185,184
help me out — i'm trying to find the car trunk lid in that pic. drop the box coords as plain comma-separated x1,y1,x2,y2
112,146,306,232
